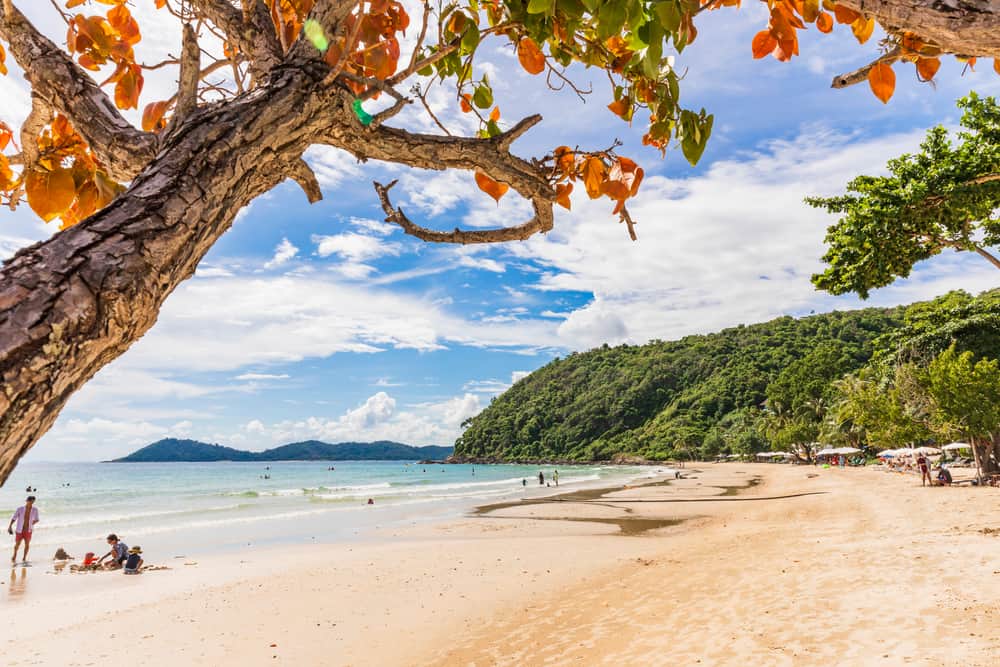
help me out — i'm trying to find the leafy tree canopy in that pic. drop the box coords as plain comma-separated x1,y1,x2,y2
809,93,1000,298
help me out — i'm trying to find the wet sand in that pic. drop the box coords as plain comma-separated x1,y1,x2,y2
2,464,999,666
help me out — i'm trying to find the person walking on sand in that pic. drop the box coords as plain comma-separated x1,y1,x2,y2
553,470,559,486
917,454,931,487
8,496,39,564
538,471,544,486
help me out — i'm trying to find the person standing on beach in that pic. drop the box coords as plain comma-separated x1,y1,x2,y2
554,470,559,487
917,454,931,487
538,471,545,485
8,496,39,564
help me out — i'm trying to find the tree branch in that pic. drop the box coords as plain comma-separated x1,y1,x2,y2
18,94,50,169
0,2,155,181
831,46,902,89
170,23,201,128
374,179,552,244
287,157,323,203
972,245,1000,271
326,115,554,244
189,0,282,77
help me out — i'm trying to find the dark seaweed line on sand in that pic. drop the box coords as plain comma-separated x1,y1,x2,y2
471,475,817,536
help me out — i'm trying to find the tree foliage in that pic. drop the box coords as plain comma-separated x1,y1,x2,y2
454,307,902,461
809,94,1000,298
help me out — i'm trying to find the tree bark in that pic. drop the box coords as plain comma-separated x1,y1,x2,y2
842,0,1000,57
0,64,341,483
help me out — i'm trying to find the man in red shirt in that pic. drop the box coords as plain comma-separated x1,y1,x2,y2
8,495,39,564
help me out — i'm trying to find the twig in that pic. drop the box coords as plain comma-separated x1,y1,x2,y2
831,46,902,89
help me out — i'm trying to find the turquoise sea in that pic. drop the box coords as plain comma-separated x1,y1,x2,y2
1,461,658,560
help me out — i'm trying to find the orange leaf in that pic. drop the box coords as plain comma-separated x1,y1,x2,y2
142,100,171,132
915,57,940,81
0,121,12,151
114,64,143,110
582,157,605,199
460,94,472,113
490,106,500,122
66,0,87,7
555,182,572,210
553,145,575,176
25,168,77,223
815,12,833,33
0,42,6,76
832,4,860,24
850,16,874,44
751,30,777,59
629,167,644,197
474,171,509,203
601,179,629,201
867,62,895,104
517,37,545,76
995,58,1000,76
607,98,629,119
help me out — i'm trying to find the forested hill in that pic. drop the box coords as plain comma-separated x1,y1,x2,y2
112,439,453,462
454,308,906,462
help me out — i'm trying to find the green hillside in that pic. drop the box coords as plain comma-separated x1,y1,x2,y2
454,308,905,462
112,439,452,462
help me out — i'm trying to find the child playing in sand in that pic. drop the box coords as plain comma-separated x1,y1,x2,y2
122,546,143,574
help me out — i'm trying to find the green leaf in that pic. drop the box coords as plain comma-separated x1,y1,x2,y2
303,19,329,52
527,0,553,14
580,0,600,13
557,0,586,18
653,0,680,34
596,1,627,39
461,22,480,53
643,20,663,79
473,83,493,109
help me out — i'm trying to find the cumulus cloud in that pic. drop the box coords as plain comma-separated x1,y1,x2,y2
458,255,505,273
264,238,299,269
510,126,1000,348
118,275,558,372
237,392,480,446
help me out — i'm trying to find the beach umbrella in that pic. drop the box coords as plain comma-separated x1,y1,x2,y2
913,446,941,455
815,448,837,456
835,447,862,455
876,449,897,457
941,442,970,451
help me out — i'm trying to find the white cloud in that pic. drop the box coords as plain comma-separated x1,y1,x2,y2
118,275,556,373
238,391,481,446
348,217,397,236
313,232,402,264
458,255,505,273
264,238,299,269
234,373,291,381
506,126,993,349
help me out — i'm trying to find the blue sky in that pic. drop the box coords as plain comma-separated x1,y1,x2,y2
4,2,1000,460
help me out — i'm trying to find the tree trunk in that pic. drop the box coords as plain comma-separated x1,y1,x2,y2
843,0,1000,57
0,66,339,483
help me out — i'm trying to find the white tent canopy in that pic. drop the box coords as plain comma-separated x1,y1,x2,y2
816,447,862,456
941,442,971,451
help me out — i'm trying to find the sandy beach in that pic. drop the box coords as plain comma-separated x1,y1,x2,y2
3,463,999,666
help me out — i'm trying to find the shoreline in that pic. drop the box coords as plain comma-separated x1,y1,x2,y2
4,463,999,665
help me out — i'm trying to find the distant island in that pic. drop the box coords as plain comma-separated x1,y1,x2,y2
111,438,453,463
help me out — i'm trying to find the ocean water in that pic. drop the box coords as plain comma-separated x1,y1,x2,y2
1,461,658,560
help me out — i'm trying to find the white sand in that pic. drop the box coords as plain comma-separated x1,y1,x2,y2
3,464,999,666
